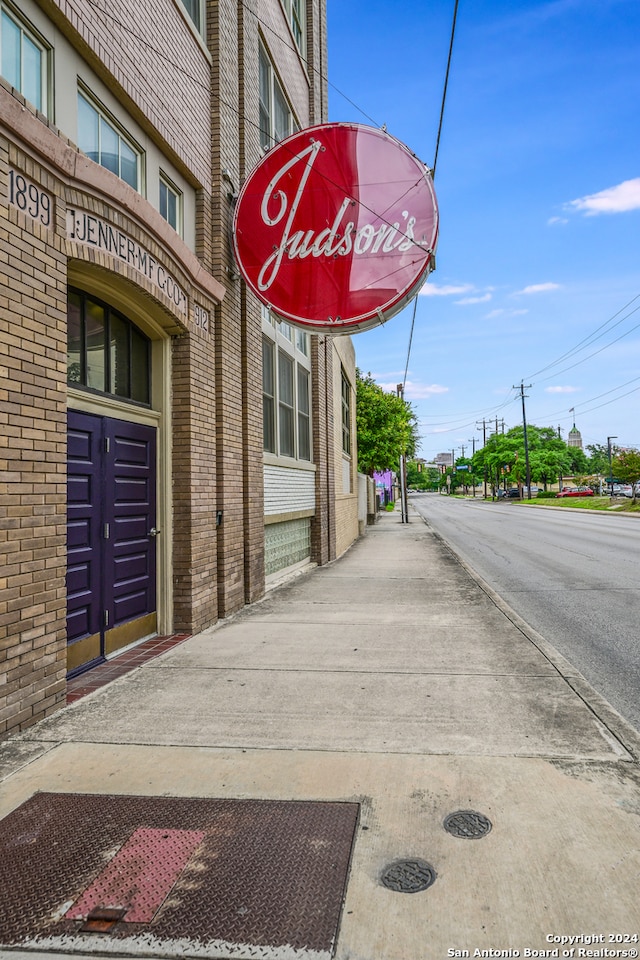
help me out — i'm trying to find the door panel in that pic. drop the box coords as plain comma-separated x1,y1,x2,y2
105,420,157,647
66,412,103,668
66,412,157,673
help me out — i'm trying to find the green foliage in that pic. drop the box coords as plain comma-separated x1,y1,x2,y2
586,442,616,475
406,461,440,490
469,423,614,494
355,370,419,475
613,450,640,501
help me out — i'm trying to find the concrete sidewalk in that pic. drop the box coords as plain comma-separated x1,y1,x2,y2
2,505,640,960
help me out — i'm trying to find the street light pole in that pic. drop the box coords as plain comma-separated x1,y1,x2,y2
607,436,617,499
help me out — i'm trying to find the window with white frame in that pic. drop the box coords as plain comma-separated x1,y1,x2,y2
258,44,297,153
159,172,182,235
262,311,311,461
0,3,49,115
77,89,142,191
341,368,352,456
281,0,305,50
179,0,202,33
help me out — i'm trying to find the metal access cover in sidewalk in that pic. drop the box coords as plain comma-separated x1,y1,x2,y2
0,792,359,959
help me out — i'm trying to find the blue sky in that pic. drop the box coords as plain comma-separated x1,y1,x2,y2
326,0,640,460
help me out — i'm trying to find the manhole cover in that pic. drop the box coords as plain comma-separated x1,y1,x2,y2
443,810,492,839
380,858,436,893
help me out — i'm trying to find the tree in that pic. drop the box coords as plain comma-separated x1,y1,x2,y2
586,443,616,476
355,370,419,475
472,424,575,496
406,461,439,490
613,450,640,503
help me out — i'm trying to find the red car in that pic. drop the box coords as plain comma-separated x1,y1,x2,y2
556,486,594,498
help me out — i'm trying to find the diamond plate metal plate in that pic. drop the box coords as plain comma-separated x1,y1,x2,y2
0,793,359,959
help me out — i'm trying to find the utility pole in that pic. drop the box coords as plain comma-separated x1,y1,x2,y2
397,383,409,523
468,438,476,496
607,436,617,499
477,419,488,498
514,382,532,499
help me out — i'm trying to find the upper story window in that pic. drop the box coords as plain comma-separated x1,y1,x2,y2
179,0,203,33
341,369,352,456
259,44,297,152
0,3,49,115
67,288,151,405
159,172,182,235
78,89,142,191
281,0,305,50
262,311,311,461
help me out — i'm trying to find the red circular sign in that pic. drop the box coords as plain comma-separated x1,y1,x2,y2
232,123,438,334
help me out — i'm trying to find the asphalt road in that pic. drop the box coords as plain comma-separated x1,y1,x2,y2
409,492,640,733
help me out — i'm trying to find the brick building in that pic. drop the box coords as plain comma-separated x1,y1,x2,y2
0,0,359,735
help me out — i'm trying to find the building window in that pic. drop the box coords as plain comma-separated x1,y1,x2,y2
258,45,297,152
342,369,351,456
278,351,295,458
281,0,305,50
179,0,202,32
262,313,312,462
77,90,141,191
0,4,49,115
159,173,182,234
297,366,310,461
295,328,308,356
67,288,151,405
262,337,276,454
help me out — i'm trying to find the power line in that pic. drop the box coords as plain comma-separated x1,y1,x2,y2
533,304,640,383
402,0,460,392
526,293,640,381
403,296,418,390
432,0,459,178
535,374,640,423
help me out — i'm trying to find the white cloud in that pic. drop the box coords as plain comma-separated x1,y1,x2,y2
547,216,568,226
567,177,640,216
420,282,474,297
405,382,449,400
378,380,449,399
369,370,406,381
545,385,580,394
455,293,492,305
484,308,528,319
513,282,561,295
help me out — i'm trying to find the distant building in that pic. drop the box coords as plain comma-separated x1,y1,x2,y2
435,452,454,472
567,424,583,449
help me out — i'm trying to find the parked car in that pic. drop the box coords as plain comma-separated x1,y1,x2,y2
556,486,594,497
502,486,539,499
612,484,633,497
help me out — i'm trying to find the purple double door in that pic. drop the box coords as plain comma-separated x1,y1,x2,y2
67,411,157,674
